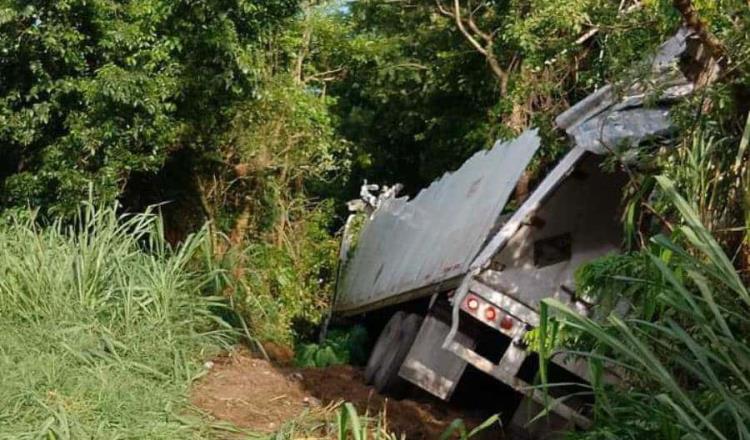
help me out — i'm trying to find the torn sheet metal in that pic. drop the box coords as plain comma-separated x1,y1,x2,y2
556,27,695,154
334,130,541,313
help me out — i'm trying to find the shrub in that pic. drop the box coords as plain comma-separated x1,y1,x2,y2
0,0,298,215
294,326,369,368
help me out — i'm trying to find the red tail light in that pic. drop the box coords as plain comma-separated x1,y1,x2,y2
500,315,514,330
484,307,497,321
466,296,479,310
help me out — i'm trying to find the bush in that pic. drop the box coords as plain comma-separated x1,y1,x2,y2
294,326,369,368
199,75,350,346
0,0,298,215
219,201,341,345
0,204,232,438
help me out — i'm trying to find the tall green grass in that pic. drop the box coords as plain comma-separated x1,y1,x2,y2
0,205,232,439
540,176,750,440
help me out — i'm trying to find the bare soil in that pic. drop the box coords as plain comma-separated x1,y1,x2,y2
190,349,311,433
190,348,485,438
298,364,472,439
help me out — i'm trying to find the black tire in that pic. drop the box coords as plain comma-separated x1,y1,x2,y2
364,311,405,384
373,313,423,395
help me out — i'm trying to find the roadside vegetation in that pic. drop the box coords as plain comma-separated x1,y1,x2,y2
0,0,749,438
540,174,750,440
537,117,750,439
534,13,750,435
272,402,497,440
0,205,232,438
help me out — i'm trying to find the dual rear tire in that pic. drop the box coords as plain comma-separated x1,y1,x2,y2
364,311,423,395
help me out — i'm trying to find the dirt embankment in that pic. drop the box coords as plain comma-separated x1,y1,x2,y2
190,348,482,438
190,350,309,434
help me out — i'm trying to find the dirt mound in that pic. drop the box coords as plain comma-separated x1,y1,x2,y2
298,365,470,439
190,348,481,438
190,349,313,433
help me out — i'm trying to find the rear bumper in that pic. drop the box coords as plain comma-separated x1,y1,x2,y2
443,275,593,429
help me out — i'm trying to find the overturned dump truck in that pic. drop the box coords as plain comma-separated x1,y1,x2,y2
331,28,713,439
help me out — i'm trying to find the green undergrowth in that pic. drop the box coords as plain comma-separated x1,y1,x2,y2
294,326,369,368
221,202,342,347
271,401,498,440
270,402,400,440
0,205,233,439
538,176,750,440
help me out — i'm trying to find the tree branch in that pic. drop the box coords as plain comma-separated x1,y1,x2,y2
672,0,727,60
451,0,489,57
305,67,346,84
436,0,510,92
465,0,491,42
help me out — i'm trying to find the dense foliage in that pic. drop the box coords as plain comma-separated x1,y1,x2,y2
542,175,750,440
0,205,230,438
0,0,298,214
330,0,683,193
1,0,750,436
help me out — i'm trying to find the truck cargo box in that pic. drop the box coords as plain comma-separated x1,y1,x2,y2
334,130,541,315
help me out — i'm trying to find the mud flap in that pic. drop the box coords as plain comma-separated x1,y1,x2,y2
398,314,474,400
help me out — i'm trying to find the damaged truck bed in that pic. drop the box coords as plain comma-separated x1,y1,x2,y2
331,28,713,439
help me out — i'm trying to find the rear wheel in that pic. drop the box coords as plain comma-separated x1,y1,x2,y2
372,313,423,395
364,311,405,384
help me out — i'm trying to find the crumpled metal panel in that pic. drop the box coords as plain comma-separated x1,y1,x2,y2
335,130,541,313
556,28,694,154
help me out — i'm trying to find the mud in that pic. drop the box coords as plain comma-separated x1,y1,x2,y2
190,348,495,438
298,364,474,439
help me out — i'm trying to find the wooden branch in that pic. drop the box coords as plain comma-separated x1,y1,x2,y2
305,67,346,83
294,1,313,85
470,0,486,17
574,2,643,47
390,62,430,70
466,14,492,43
435,0,453,17
436,0,510,91
466,0,491,41
575,27,600,45
294,26,312,84
451,0,489,57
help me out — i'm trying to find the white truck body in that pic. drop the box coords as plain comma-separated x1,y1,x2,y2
332,28,707,437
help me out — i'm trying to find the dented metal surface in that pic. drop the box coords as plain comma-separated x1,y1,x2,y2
330,29,711,432
556,27,694,154
335,29,704,316
334,129,541,313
